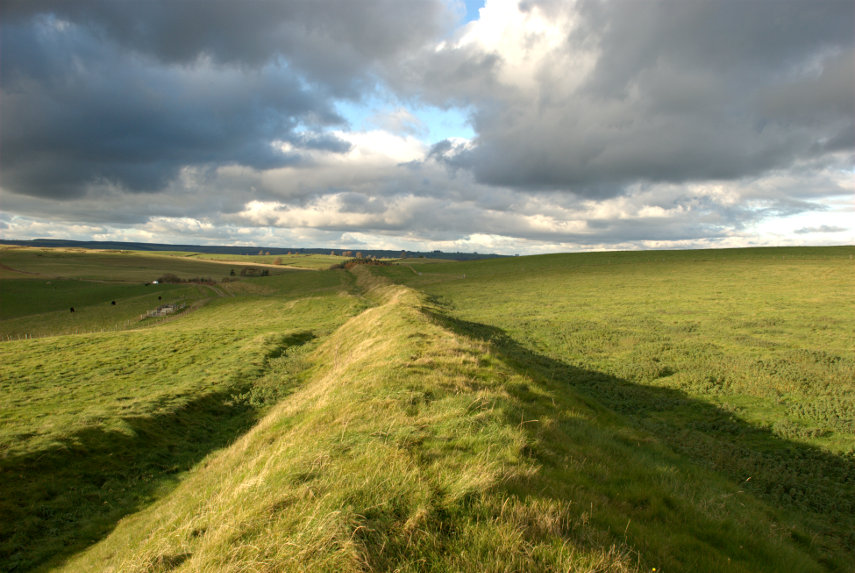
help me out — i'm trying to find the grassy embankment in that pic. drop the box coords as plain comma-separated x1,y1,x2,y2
0,247,365,571
377,246,855,565
1,246,853,571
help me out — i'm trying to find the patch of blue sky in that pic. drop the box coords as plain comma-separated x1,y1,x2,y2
330,1,483,146
335,95,474,144
461,0,485,23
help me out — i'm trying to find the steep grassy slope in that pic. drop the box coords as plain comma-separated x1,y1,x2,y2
1,264,364,571
54,270,835,572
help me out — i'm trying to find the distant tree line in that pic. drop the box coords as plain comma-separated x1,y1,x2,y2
155,273,218,284
329,257,390,270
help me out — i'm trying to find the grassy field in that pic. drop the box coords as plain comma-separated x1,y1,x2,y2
1,245,853,571
0,246,273,281
0,245,345,340
180,251,348,270
375,246,855,563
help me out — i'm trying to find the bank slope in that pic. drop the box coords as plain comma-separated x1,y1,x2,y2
57,280,827,572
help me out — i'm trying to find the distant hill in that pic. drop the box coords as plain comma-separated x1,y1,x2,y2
0,238,507,261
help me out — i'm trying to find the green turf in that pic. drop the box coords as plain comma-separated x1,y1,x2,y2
0,280,209,340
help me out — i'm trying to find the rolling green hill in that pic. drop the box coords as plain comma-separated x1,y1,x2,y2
1,246,853,571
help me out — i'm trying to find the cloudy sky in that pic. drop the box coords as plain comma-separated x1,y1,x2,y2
1,0,853,254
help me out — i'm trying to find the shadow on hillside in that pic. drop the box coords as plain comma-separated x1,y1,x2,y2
426,309,855,570
0,389,258,573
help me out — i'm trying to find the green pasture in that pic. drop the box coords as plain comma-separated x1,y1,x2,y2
0,279,169,320
0,246,297,281
1,245,853,572
184,251,348,269
0,246,344,340
218,263,356,299
0,279,209,339
378,247,855,450
0,259,365,571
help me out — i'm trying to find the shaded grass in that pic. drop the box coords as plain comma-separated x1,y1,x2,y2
0,281,207,339
1,285,365,457
2,329,264,456
428,310,855,570
0,324,327,572
0,388,258,572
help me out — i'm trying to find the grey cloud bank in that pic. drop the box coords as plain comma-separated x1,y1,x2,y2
444,1,854,193
1,0,852,253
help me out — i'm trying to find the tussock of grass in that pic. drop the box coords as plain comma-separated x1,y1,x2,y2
55,274,835,572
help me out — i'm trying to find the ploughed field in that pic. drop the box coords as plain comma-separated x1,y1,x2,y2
1,244,852,572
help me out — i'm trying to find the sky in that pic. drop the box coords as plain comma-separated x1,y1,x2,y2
1,0,853,255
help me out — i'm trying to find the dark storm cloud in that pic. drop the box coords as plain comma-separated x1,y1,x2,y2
2,0,454,92
0,0,452,199
576,0,853,93
425,0,855,197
